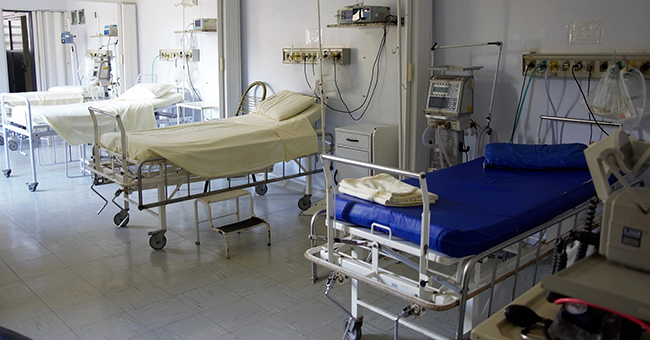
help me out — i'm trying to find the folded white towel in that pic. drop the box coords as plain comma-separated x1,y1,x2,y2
339,173,438,207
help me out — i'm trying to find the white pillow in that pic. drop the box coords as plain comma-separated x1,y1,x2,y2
253,90,316,121
119,83,174,100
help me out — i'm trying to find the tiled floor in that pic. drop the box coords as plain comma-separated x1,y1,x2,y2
0,141,551,339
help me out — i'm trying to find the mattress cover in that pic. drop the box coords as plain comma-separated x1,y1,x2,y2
2,91,84,106
100,104,321,178
335,158,595,258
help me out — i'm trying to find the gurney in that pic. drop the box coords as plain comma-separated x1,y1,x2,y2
2,84,183,191
306,149,603,340
85,92,331,250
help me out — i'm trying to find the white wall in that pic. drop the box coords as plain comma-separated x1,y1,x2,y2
241,0,405,131
433,0,650,147
66,1,120,87
136,0,219,106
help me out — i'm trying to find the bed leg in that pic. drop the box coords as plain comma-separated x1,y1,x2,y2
27,131,38,192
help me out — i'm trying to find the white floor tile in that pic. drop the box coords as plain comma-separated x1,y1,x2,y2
230,315,310,340
38,281,104,311
0,280,35,306
175,282,239,312
201,299,272,332
106,281,172,311
7,312,71,340
0,295,51,325
22,267,87,295
126,297,198,331
73,313,149,340
152,314,227,340
9,254,68,279
54,296,125,330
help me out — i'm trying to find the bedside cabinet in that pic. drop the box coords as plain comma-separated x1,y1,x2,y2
335,123,398,181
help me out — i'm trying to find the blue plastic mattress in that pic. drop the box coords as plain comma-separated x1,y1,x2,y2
335,158,595,258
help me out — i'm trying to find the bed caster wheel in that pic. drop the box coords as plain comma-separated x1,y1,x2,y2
113,210,130,227
7,137,19,151
255,184,268,195
148,230,167,250
343,318,363,340
27,182,38,192
298,195,312,211
2,169,10,178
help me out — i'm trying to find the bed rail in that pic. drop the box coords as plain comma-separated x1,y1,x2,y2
307,154,596,340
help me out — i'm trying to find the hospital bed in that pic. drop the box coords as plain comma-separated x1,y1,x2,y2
85,92,331,250
0,86,91,146
305,148,603,340
2,83,183,191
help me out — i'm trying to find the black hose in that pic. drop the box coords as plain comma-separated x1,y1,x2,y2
551,237,567,274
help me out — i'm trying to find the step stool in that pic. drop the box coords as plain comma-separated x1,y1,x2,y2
194,189,270,259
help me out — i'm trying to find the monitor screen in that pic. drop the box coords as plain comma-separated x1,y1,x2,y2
432,86,449,94
428,96,448,109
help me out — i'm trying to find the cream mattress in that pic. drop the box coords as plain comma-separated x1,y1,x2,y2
7,92,183,145
100,104,321,178
2,91,85,106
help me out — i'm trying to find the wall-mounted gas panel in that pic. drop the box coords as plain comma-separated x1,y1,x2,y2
86,50,113,59
159,49,200,62
523,53,650,79
282,48,351,65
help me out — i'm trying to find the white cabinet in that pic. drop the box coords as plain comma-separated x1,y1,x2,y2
335,124,398,181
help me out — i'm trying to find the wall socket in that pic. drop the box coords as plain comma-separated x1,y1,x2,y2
522,53,650,79
159,49,200,62
282,48,351,65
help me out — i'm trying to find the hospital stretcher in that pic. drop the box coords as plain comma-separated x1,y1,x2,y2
1,90,183,191
306,153,602,340
85,103,331,250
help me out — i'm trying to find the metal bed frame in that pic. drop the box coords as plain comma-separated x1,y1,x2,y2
305,153,598,340
86,106,332,250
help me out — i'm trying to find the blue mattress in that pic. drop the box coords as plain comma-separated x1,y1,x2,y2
335,158,595,258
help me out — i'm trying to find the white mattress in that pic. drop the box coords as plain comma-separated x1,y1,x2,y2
2,91,85,106
100,104,321,178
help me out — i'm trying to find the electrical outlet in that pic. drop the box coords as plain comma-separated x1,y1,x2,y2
522,53,650,79
282,48,351,65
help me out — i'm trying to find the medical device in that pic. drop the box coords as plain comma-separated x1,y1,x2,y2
585,130,650,272
103,24,117,36
92,57,111,87
424,74,475,130
337,5,391,24
193,18,216,31
423,66,480,169
60,31,74,44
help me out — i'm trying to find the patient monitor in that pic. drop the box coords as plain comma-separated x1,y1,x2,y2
585,129,650,272
424,74,475,131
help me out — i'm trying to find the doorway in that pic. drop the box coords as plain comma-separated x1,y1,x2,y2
3,11,37,92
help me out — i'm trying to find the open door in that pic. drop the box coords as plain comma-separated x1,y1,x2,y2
3,11,37,92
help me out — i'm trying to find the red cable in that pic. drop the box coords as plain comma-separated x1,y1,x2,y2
554,297,650,334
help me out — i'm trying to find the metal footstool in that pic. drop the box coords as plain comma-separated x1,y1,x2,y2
194,189,270,259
